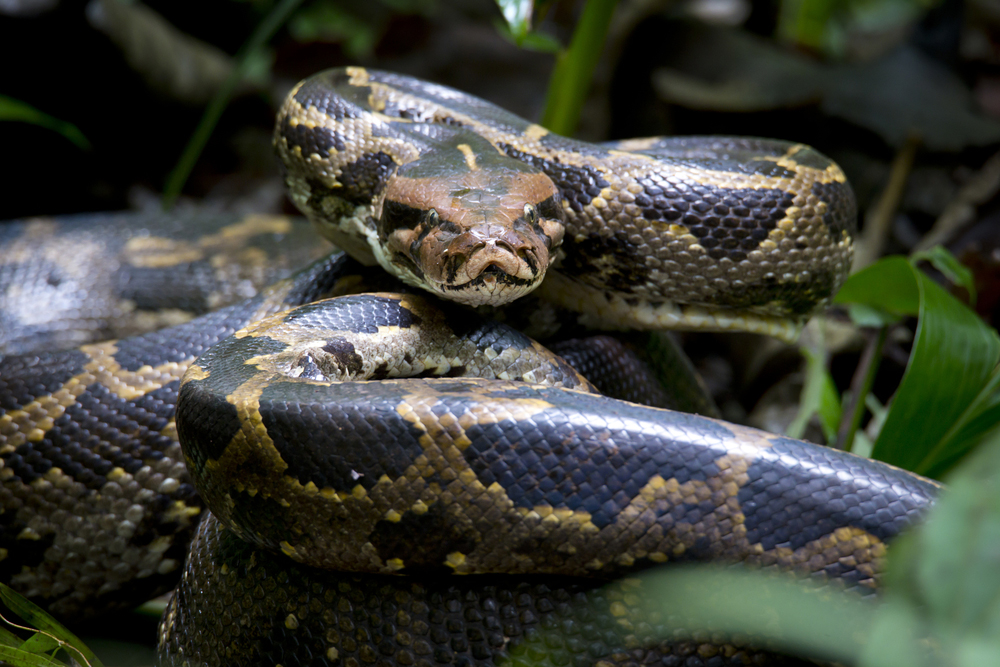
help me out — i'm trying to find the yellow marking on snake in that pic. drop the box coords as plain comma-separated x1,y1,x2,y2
457,143,478,171
524,124,549,141
205,371,288,499
396,386,553,452
0,346,189,447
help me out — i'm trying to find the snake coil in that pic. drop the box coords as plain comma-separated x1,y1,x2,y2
0,68,935,667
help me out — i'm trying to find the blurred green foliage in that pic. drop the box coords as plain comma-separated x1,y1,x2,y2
778,0,942,55
0,96,90,151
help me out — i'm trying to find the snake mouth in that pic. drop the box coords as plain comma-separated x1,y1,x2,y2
429,232,548,305
387,214,558,306
437,262,540,305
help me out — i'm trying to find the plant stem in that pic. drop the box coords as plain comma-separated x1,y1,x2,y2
837,326,888,452
162,0,305,209
540,0,617,135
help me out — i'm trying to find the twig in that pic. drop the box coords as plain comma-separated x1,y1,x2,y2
836,326,888,452
852,134,921,270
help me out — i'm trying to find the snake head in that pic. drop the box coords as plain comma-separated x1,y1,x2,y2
375,143,564,306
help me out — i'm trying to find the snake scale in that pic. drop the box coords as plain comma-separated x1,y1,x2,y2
0,67,938,667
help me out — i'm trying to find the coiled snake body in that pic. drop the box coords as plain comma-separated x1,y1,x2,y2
0,68,936,666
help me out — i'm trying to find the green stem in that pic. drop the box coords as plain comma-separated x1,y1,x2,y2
540,0,617,135
162,0,305,209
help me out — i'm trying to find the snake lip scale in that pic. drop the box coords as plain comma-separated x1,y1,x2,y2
0,67,936,667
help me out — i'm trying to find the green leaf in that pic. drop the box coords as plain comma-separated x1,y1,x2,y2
846,303,902,328
0,624,22,647
861,429,1000,666
633,568,873,663
912,435,1000,630
833,256,1000,475
859,596,937,667
787,346,840,443
287,3,378,58
0,584,103,667
929,372,1000,475
492,18,560,53
18,633,59,654
0,645,66,667
502,567,877,666
911,245,977,305
495,0,533,42
0,96,90,150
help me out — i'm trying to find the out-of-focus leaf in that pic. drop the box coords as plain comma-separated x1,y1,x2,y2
495,0,533,42
862,430,1000,666
0,0,57,18
163,0,305,207
493,18,560,53
911,246,977,305
823,47,1000,151
0,583,103,667
502,567,877,666
0,96,90,150
652,24,823,112
86,0,245,104
651,23,1000,150
288,2,378,58
834,256,1000,476
777,0,934,55
776,0,835,50
860,596,938,667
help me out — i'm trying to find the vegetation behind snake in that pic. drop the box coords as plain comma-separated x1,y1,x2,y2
0,68,936,667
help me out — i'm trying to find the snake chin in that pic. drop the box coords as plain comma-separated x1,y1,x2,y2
435,262,543,306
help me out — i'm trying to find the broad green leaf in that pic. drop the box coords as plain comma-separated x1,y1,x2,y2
0,645,65,667
502,567,877,666
0,96,90,150
911,246,977,305
859,596,937,667
913,433,1000,631
0,624,22,647
846,302,902,328
861,430,1000,665
833,256,1000,475
0,584,103,667
18,632,59,654
929,370,1000,476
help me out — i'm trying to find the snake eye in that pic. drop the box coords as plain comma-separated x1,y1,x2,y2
523,204,538,224
426,209,440,227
